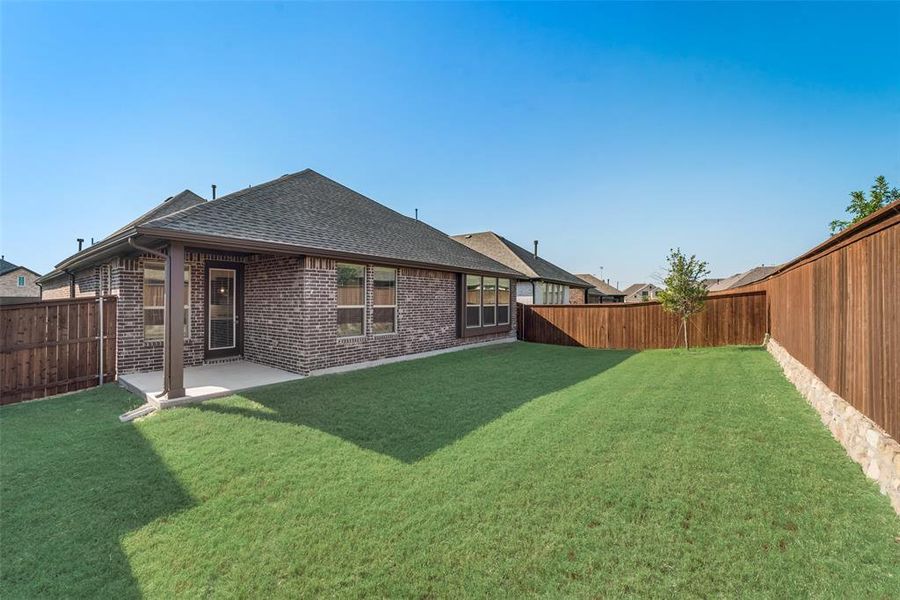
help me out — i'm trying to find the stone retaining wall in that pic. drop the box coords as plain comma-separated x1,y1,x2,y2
767,338,900,514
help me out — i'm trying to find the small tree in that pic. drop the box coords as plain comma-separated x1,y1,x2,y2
829,175,899,233
658,249,709,349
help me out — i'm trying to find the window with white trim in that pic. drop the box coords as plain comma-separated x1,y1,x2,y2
143,262,190,341
337,263,365,336
373,267,397,334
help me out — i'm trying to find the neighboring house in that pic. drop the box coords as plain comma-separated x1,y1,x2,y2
575,274,625,304
622,283,663,303
36,170,524,398
701,278,724,290
450,232,590,305
707,265,779,292
0,257,41,304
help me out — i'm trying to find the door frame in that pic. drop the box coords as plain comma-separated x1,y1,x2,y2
204,261,244,360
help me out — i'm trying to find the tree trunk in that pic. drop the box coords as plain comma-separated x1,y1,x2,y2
682,317,689,350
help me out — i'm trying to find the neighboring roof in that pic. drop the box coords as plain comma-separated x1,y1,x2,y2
622,283,660,296
707,266,779,292
575,274,625,296
0,258,40,278
0,258,17,276
450,232,588,287
102,190,207,241
701,278,723,289
139,170,522,277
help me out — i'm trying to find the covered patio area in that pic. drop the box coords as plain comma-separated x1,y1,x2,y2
119,360,304,409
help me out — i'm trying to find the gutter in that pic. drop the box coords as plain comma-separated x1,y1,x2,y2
128,237,167,259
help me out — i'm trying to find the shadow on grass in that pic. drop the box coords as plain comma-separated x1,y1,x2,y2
199,343,636,463
0,386,194,599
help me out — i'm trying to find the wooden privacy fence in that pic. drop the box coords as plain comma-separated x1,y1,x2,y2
517,290,767,350
1,296,116,405
728,203,899,441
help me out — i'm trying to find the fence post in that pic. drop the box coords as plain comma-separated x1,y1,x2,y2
98,296,104,385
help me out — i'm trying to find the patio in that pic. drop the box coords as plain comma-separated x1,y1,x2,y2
118,360,304,409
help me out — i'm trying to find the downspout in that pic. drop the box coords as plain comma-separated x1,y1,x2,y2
64,269,76,298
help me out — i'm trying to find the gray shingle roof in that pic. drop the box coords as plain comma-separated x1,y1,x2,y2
103,190,207,241
141,170,522,277
0,258,18,276
574,274,625,296
0,258,40,278
450,232,588,287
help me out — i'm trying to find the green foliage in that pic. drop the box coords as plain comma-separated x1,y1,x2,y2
830,175,899,233
658,248,710,348
3,345,899,598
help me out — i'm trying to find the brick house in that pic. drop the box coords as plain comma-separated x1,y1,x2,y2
37,170,523,399
0,257,41,304
450,232,590,305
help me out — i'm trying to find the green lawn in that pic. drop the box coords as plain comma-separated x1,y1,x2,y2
2,344,898,598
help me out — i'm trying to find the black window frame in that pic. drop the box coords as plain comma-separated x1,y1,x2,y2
458,273,513,338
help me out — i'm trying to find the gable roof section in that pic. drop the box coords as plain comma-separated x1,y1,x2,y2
0,258,18,276
140,170,522,277
450,232,588,287
707,265,779,292
622,283,657,296
0,258,40,278
575,274,624,296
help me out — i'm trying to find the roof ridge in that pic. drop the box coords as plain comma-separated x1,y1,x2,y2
144,169,316,228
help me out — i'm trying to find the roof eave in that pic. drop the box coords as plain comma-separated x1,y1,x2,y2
136,226,527,279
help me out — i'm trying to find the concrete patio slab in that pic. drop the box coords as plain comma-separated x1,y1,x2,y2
119,360,305,408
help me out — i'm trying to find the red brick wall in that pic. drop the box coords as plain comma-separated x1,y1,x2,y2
115,251,246,374
244,255,304,372
298,256,516,373
43,250,517,376
568,287,586,304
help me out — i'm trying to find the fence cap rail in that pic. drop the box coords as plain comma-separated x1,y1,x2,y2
1,295,117,310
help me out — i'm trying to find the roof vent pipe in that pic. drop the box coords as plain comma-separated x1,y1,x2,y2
77,238,84,252
415,208,418,221
533,240,539,258
212,184,217,200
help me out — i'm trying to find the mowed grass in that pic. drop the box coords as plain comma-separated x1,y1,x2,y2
2,343,898,598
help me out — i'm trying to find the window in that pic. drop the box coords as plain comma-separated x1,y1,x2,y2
143,262,190,341
337,263,365,336
373,267,397,334
465,274,481,328
17,275,25,287
464,274,511,334
497,278,510,324
482,277,497,325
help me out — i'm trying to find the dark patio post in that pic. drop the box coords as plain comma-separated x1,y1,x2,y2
164,241,185,398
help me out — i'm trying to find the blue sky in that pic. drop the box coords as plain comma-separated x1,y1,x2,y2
2,2,898,287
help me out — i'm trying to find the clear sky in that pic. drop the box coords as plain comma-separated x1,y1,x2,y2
2,2,898,288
